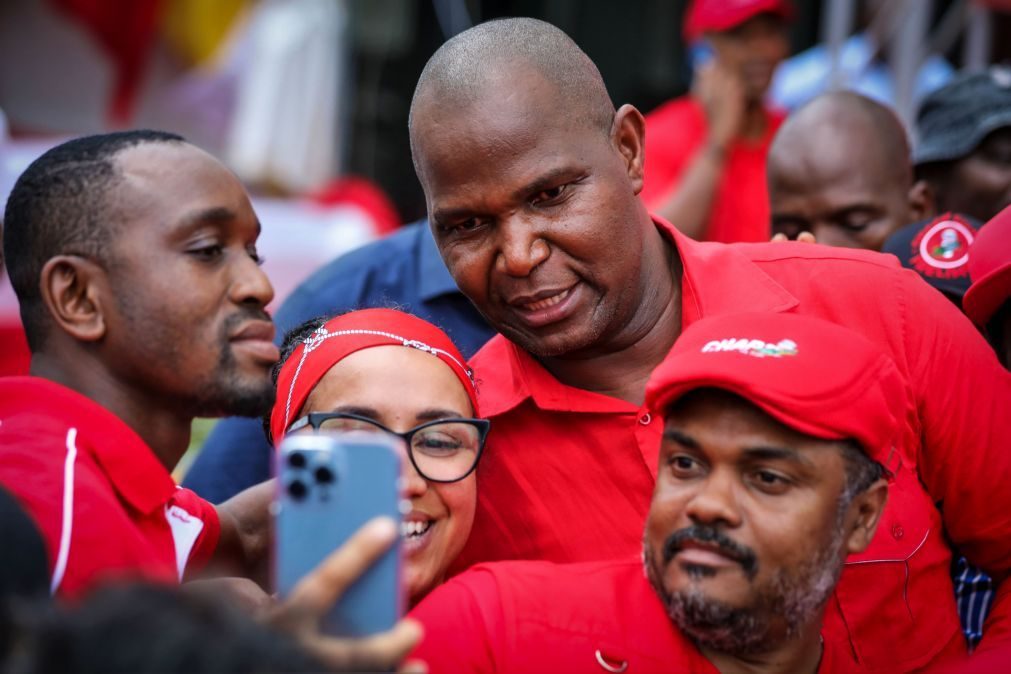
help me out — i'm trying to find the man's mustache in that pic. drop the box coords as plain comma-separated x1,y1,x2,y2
662,524,758,579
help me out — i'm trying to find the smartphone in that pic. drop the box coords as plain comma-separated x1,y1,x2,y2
273,432,403,637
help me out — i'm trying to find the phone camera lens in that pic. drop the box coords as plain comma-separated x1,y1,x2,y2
288,452,306,468
314,466,335,484
287,480,308,501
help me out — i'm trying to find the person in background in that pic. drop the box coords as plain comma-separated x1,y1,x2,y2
914,67,1011,224
410,313,893,674
640,0,791,243
407,17,1011,671
268,308,487,605
183,221,494,504
768,91,932,250
964,204,1011,370
0,131,421,672
770,0,953,111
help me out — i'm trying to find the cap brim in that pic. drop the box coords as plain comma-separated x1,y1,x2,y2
964,262,1011,327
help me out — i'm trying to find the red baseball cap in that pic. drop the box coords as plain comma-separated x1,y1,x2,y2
645,313,905,467
684,0,794,42
963,204,1011,328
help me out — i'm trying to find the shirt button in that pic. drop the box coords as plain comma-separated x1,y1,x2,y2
892,524,904,540
639,413,652,425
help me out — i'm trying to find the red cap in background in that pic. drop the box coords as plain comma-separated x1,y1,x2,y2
645,312,905,468
964,204,1011,328
684,0,794,42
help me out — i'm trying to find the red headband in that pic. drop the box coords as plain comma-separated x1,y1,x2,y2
269,308,478,443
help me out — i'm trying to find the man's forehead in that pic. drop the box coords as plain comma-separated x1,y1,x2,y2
113,143,251,225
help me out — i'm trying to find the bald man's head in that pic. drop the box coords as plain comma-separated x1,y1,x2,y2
409,18,615,178
768,92,932,251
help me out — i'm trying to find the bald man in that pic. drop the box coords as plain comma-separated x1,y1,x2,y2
409,17,1011,671
768,91,932,251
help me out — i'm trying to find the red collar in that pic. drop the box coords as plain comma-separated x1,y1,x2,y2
0,377,178,515
471,217,798,417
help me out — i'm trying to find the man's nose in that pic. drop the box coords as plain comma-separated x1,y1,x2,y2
230,253,275,308
683,471,741,528
495,218,550,277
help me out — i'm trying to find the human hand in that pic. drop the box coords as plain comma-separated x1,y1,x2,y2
771,231,817,244
693,61,746,151
266,517,425,673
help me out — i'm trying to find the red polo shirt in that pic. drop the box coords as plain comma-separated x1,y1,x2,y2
0,377,220,598
458,218,1011,671
412,558,861,673
640,97,784,243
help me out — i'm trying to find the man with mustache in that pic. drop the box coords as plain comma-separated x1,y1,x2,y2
410,313,890,673
0,131,419,671
407,17,1011,669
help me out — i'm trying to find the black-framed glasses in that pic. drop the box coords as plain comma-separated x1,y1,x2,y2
287,412,490,483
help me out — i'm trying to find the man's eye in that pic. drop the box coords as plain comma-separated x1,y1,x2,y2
531,185,566,205
189,244,224,260
751,470,790,492
668,454,701,477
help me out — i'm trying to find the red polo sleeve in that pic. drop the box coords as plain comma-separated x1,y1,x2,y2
409,567,504,673
899,271,1011,649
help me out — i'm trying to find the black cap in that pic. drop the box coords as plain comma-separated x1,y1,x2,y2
881,212,981,302
913,66,1011,166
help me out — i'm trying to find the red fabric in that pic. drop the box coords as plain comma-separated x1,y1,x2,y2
0,323,30,376
457,217,1011,671
0,377,220,598
964,204,1011,327
50,0,163,124
270,308,478,442
308,177,402,237
412,558,859,674
684,0,794,41
645,312,905,467
640,97,784,243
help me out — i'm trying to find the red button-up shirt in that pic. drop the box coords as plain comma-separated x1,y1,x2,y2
412,558,861,674
458,219,1011,671
640,97,784,243
0,377,220,597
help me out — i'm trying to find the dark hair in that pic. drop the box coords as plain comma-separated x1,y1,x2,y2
2,583,323,674
263,314,333,444
2,130,185,350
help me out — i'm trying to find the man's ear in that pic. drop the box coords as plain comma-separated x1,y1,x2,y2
612,104,647,195
39,255,109,343
908,179,936,221
844,478,889,555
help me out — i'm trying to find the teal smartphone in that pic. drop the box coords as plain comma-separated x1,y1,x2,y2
273,432,403,636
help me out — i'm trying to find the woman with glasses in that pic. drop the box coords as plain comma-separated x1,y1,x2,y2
266,308,487,605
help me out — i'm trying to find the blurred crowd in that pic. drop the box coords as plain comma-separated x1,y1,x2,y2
2,1,1011,673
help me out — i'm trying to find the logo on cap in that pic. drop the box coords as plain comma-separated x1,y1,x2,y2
701,337,798,358
911,216,976,278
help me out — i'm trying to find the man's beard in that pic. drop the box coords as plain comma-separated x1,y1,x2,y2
644,514,848,657
192,310,276,418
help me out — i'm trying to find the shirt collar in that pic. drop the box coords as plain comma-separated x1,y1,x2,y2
416,220,463,301
11,377,178,515
472,217,799,417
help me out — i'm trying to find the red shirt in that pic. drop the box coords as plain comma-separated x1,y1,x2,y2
412,558,860,674
459,218,1011,671
640,97,784,243
0,377,220,598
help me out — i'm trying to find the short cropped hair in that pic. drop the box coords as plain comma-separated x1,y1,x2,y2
2,130,184,350
409,18,615,165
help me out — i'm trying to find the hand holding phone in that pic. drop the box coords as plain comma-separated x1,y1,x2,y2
273,433,404,637
267,517,424,673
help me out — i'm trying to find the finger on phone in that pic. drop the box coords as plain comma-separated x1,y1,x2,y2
286,516,398,615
